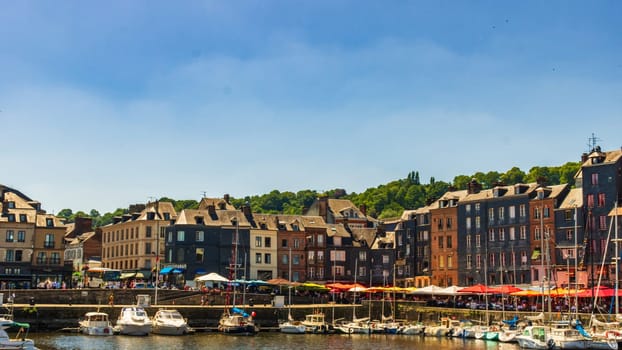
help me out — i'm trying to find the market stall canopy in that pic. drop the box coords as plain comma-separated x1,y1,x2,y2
409,285,445,295
120,272,144,279
195,272,230,282
457,284,493,294
488,285,523,294
438,285,462,296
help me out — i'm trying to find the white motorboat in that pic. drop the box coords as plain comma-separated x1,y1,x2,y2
334,317,372,334
218,308,258,336
152,309,192,335
79,311,115,336
400,323,425,335
301,312,331,334
279,314,306,334
516,325,555,349
115,307,151,336
0,312,36,350
549,322,590,350
424,317,456,337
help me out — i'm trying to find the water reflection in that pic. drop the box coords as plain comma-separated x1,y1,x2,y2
31,332,521,350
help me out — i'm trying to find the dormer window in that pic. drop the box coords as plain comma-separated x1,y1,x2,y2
8,214,15,222
8,201,15,209
147,212,156,220
195,216,204,225
19,214,27,222
163,213,171,220
46,218,53,227
260,223,267,230
292,224,299,231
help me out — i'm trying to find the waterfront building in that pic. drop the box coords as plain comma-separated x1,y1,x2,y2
100,201,177,278
553,188,586,288
0,185,68,289
429,190,467,287
249,214,278,281
64,217,102,287
577,146,622,287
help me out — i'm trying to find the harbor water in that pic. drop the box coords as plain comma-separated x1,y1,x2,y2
29,332,521,350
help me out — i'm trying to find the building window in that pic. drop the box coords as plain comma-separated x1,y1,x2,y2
177,231,185,241
544,207,550,218
475,216,481,230
534,226,541,241
255,236,262,247
282,254,289,265
520,226,527,240
499,228,505,241
359,251,367,261
475,234,481,248
37,252,46,264
509,206,516,219
566,230,573,241
592,173,599,185
331,250,345,262
565,210,573,221
447,236,453,248
438,236,444,249
382,255,390,264
292,255,299,265
145,242,152,255
489,253,496,267
600,216,607,230
598,193,606,207
333,266,344,277
15,250,23,262
466,217,472,230
498,207,505,221
265,253,272,264
282,239,288,248
51,252,61,264
476,254,481,269
196,248,204,263
358,266,366,277
587,194,595,208
446,217,452,229
177,247,185,263
5,230,14,242
146,226,152,238
466,235,471,248
44,233,54,248
7,214,15,222
475,203,481,213
509,227,515,240
5,250,14,262
19,214,27,222
317,235,324,247
46,218,53,227
519,204,526,218
488,229,495,242
466,255,472,269
265,237,271,248
167,232,173,243
307,251,314,263
256,253,262,264
294,238,300,248
196,231,204,242
488,208,495,223
466,204,471,214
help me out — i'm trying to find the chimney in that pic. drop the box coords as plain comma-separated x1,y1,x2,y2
581,153,588,163
359,204,367,216
224,194,230,203
467,179,482,194
242,204,251,218
536,176,547,187
319,196,328,219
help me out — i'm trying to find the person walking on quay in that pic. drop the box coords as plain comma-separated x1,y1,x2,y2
108,293,114,306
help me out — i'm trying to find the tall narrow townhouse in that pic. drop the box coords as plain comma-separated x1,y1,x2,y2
387,216,416,286
0,185,38,289
528,183,569,287
578,146,622,287
249,214,278,281
325,224,353,283
165,200,251,287
402,206,432,287
101,201,177,279
554,188,587,289
271,214,325,283
458,180,533,287
32,211,68,287
429,190,467,287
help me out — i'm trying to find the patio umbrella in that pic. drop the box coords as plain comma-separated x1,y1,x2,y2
488,285,522,294
267,278,292,286
195,272,229,282
458,284,491,294
510,289,542,296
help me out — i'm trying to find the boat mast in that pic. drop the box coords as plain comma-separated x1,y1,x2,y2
288,247,292,319
574,204,579,319
614,201,619,315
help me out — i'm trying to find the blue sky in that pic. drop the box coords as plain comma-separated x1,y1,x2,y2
1,1,621,214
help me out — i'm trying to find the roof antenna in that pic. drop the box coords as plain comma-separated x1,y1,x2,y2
587,133,601,152
201,191,207,198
